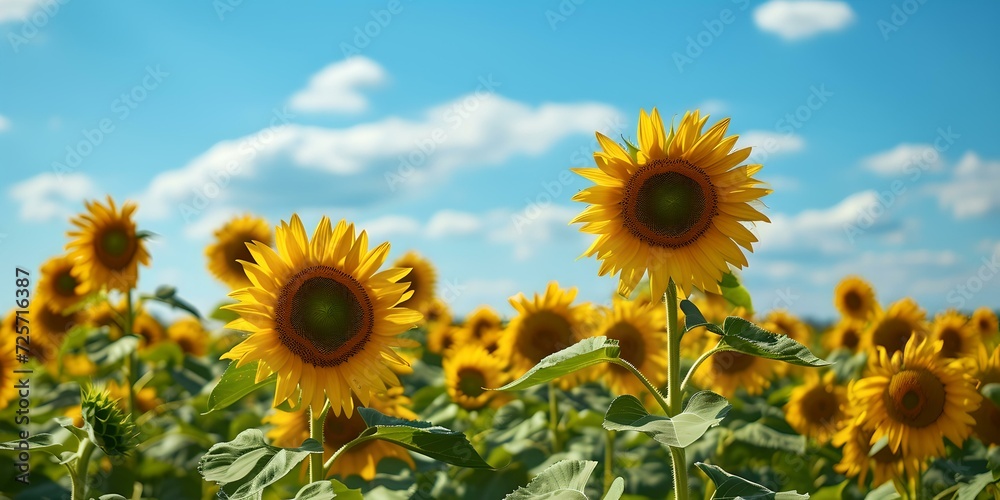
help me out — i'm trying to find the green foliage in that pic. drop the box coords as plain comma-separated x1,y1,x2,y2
503,459,624,500
696,463,808,499
496,337,622,391
198,429,322,500
82,386,139,456
350,408,494,469
205,360,277,414
603,391,730,448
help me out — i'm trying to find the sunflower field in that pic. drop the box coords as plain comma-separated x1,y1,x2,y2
0,106,997,500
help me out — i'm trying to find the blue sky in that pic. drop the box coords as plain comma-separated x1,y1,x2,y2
1,0,998,321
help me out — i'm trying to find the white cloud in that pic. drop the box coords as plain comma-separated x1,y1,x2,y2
758,190,891,254
9,172,97,221
359,215,421,239
288,57,386,114
141,93,618,222
0,0,43,22
740,130,805,160
862,143,944,176
697,99,727,116
0,115,10,132
753,1,855,40
488,205,582,260
426,210,481,238
928,151,1000,218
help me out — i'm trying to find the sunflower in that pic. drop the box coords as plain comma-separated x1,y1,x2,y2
66,196,150,292
863,298,927,357
763,310,812,349
851,336,980,459
88,299,127,338
166,317,208,357
46,353,97,379
971,307,999,344
571,108,770,299
392,251,437,314
205,214,273,289
590,299,667,398
691,349,780,398
454,306,503,353
833,413,920,488
783,371,847,444
499,282,591,384
264,388,415,481
423,298,454,354
30,292,87,363
106,379,161,414
823,319,864,355
443,345,509,410
221,215,422,416
833,276,878,321
132,312,165,349
971,345,1000,445
0,315,19,410
37,255,88,312
929,310,979,360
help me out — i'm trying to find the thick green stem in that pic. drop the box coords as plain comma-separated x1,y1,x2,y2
603,430,615,495
309,406,325,483
124,290,137,422
548,382,561,453
71,438,96,500
664,280,689,499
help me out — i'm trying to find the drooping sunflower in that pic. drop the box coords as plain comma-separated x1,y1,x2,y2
571,108,770,299
971,345,1000,445
30,292,87,363
834,276,879,321
499,282,591,383
833,413,920,489
971,307,999,344
37,255,89,312
862,298,928,357
221,215,422,416
590,299,667,398
443,345,509,410
205,214,274,289
692,349,780,398
0,314,19,411
66,196,150,292
264,388,415,480
823,319,864,355
783,371,847,444
392,251,437,314
454,306,503,353
851,336,980,459
929,310,979,360
423,298,454,354
166,317,208,357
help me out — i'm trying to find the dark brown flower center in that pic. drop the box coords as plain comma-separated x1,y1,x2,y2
398,268,422,309
323,407,370,449
841,326,860,351
605,321,646,373
276,266,374,367
800,385,841,425
516,310,574,364
938,327,962,358
712,351,755,374
843,290,863,313
223,233,258,280
872,318,915,356
55,270,79,297
621,159,718,248
457,367,487,399
884,368,946,428
95,225,137,270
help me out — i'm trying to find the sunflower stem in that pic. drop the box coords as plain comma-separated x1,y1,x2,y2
548,382,561,453
664,280,689,499
124,290,137,423
309,406,325,483
680,342,722,393
603,429,615,495
70,437,96,500
610,359,669,414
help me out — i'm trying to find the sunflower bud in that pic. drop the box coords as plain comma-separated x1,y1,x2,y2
81,385,139,456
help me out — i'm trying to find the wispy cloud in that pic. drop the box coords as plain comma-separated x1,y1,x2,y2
9,172,97,222
753,1,855,40
288,57,387,114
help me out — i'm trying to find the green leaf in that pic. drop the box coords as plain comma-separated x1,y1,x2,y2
503,459,597,500
621,136,640,163
603,391,730,448
696,463,808,499
139,340,185,366
211,299,240,324
719,272,754,314
292,479,363,500
982,383,1000,407
864,481,901,500
494,337,620,391
199,429,322,500
718,317,831,367
353,407,493,469
141,285,201,319
957,471,1000,500
868,436,889,458
205,360,276,414
87,334,139,366
0,433,73,456
680,300,724,335
809,481,847,500
730,422,805,454
604,477,625,500
98,495,129,500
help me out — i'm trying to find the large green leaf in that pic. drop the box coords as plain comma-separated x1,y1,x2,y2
957,471,1000,500
718,317,831,367
198,429,322,500
731,422,805,454
292,480,363,500
352,407,493,469
719,272,754,314
205,360,275,414
87,334,139,366
603,391,730,448
864,482,901,500
494,337,621,391
680,300,724,335
142,285,201,319
0,433,73,456
503,459,622,500
697,463,808,499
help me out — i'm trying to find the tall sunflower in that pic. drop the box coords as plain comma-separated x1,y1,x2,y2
833,276,878,321
221,215,422,416
264,388,415,481
833,413,920,489
571,108,770,298
66,196,150,292
392,251,437,314
851,336,980,459
783,371,847,444
423,298,454,354
205,214,274,289
454,306,503,353
443,345,509,410
166,317,208,357
590,299,667,398
691,349,780,398
37,255,88,312
30,291,87,363
929,310,979,360
498,282,591,383
862,298,927,357
0,314,19,410
971,307,998,344
823,319,864,355
971,345,1000,445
